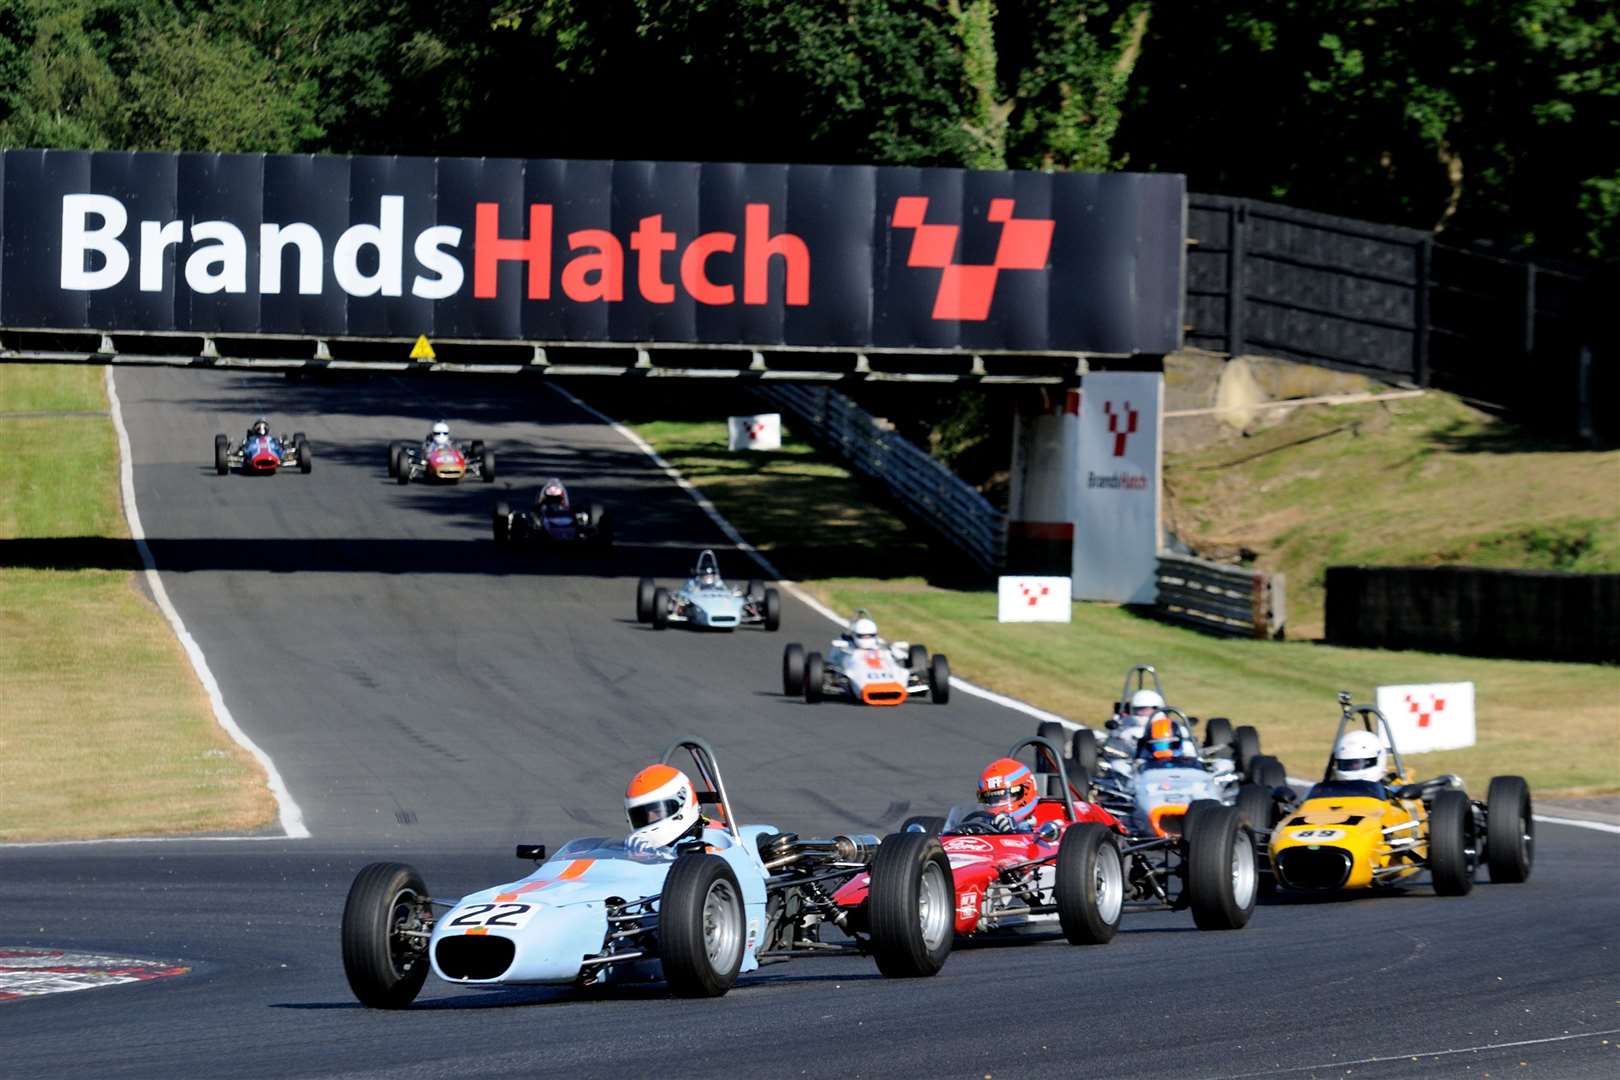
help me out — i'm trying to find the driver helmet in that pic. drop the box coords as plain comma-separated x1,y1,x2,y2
850,615,879,651
1331,729,1385,783
624,764,700,849
977,757,1038,823
699,565,718,587
251,418,270,437
430,421,451,445
1128,688,1166,719
1141,713,1181,761
540,481,566,508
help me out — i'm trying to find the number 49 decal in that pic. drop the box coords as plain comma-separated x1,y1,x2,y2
449,902,537,931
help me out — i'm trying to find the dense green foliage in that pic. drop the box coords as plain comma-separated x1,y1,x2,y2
0,0,1612,260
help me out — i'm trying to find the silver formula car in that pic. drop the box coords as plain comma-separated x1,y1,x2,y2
781,610,950,707
637,550,779,631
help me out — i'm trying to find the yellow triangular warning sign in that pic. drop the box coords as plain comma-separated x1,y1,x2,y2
409,335,436,360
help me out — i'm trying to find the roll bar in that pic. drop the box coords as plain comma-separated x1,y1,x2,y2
1117,664,1165,714
1323,690,1407,782
1006,735,1083,824
661,735,743,842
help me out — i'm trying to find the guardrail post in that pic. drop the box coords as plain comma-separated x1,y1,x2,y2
1227,202,1247,357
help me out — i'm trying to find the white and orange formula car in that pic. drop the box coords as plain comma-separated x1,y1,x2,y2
781,608,950,706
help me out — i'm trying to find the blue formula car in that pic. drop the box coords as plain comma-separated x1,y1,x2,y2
214,418,310,475
340,737,954,1005
636,549,781,631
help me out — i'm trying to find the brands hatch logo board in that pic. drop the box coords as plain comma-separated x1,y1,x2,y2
0,149,1184,354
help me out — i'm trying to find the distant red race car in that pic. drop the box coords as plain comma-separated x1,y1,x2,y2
388,436,494,484
832,734,1257,949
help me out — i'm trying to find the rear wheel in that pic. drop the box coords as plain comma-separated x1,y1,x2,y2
928,654,951,705
747,579,765,603
907,644,928,673
782,644,806,696
1072,729,1100,779
341,862,432,1009
763,588,781,632
1234,726,1262,776
481,450,496,482
1185,803,1257,930
658,855,745,998
1055,823,1124,945
803,652,825,703
492,501,511,544
637,578,657,623
1485,775,1533,884
651,587,671,630
866,832,954,978
1036,722,1067,772
1430,789,1478,896
1203,717,1234,750
470,439,485,459
1248,755,1288,791
214,434,229,475
1235,783,1275,833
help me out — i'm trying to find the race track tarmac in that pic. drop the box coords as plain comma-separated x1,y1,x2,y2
1,368,1616,1079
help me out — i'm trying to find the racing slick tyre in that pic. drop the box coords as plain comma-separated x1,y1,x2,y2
1430,788,1479,896
637,577,657,623
1248,754,1288,792
1485,775,1534,884
900,815,947,836
747,579,765,603
587,503,612,548
1184,802,1258,931
803,651,825,703
651,587,671,630
1055,822,1124,945
1036,722,1068,770
469,439,485,460
341,861,432,1009
929,654,951,705
1234,725,1262,776
1235,783,1275,833
1203,716,1235,750
295,435,312,473
658,854,746,997
907,644,928,673
782,643,806,695
395,448,410,484
867,831,954,978
1072,729,1100,779
492,501,511,544
763,588,781,632
481,450,496,482
386,442,402,477
214,434,229,475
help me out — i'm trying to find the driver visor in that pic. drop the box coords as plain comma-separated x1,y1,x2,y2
627,798,682,829
1334,756,1378,772
977,782,1030,809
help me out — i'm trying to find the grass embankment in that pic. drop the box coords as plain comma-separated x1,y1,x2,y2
628,406,1620,797
0,365,274,841
1165,390,1620,637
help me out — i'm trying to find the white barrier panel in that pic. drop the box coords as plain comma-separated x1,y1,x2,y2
998,576,1072,623
727,413,782,451
1375,681,1476,754
1071,372,1163,603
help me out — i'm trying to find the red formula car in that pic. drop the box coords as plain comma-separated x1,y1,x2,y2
833,734,1257,949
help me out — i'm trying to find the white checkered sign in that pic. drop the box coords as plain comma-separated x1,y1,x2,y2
997,576,1072,623
727,413,782,451
1375,681,1476,754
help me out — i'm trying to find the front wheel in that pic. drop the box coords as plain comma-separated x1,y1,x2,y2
782,644,805,695
1485,775,1533,884
386,442,402,477
866,832,954,977
1429,788,1478,896
296,437,312,474
637,577,657,623
658,854,745,998
481,450,496,482
763,588,781,632
928,653,950,705
395,449,410,485
341,862,432,1009
1184,802,1257,931
1055,823,1124,945
651,587,671,630
214,434,229,476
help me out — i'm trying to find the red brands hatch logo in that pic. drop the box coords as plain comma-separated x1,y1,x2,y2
891,196,1055,320
1403,692,1446,729
1104,401,1139,457
1019,581,1051,607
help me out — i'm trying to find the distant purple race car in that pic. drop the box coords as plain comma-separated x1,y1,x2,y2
492,478,613,551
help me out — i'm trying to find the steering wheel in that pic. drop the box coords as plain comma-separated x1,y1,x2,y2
953,811,999,835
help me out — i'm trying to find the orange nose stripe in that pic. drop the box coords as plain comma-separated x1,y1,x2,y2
495,859,594,901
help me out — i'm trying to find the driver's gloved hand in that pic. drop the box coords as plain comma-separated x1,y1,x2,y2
991,812,1013,833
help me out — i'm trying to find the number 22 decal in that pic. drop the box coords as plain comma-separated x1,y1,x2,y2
449,903,532,928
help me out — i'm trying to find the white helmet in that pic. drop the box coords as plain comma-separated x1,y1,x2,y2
1128,688,1166,717
624,764,700,849
1331,730,1385,783
431,421,451,444
851,615,879,650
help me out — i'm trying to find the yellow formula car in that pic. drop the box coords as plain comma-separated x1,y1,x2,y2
1267,692,1533,896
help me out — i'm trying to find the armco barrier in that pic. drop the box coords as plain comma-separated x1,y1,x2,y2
1155,553,1286,639
1325,565,1620,663
753,384,1007,574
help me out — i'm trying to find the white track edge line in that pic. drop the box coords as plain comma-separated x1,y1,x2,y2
0,834,293,849
548,383,1080,729
104,367,309,840
1204,1026,1620,1079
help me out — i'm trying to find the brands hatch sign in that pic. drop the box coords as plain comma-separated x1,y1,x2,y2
0,150,1184,355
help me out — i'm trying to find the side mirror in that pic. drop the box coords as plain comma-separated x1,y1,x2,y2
1105,718,1119,730
1036,820,1062,845
516,844,547,861
1186,715,1200,727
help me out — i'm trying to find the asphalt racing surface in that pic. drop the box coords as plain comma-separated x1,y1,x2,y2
2,368,1616,1079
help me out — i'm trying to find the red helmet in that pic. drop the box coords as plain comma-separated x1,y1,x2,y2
977,757,1038,823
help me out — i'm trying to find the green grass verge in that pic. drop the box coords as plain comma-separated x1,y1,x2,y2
1165,391,1620,636
0,365,274,842
629,409,1620,797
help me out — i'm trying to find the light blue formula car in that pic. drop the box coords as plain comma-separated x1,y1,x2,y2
340,737,954,1006
636,549,781,631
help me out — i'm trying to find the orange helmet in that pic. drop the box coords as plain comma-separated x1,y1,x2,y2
624,763,699,849
977,757,1038,823
1143,713,1179,761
